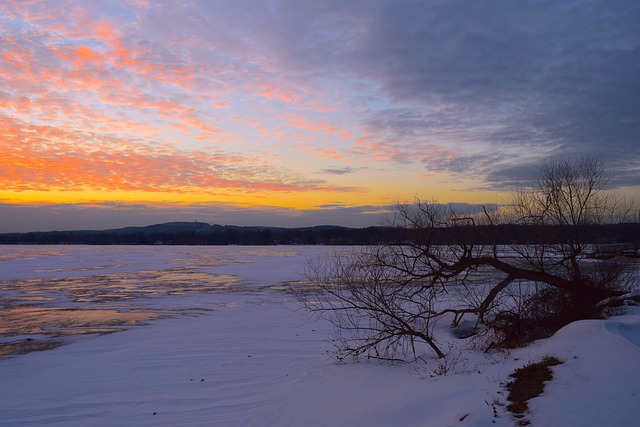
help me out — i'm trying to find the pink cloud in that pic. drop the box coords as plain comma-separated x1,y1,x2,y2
0,0,375,204
255,82,298,103
296,145,346,161
283,115,352,138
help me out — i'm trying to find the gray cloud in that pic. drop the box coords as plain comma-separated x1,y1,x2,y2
319,167,360,175
244,0,640,188
103,0,639,190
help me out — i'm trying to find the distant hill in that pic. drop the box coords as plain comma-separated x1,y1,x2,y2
101,222,349,235
0,222,388,245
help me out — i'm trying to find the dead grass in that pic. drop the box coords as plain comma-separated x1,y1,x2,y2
505,356,563,424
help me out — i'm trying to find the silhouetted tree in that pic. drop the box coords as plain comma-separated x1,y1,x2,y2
296,157,639,361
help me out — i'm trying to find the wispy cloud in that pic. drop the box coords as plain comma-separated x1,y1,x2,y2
0,116,353,195
319,167,360,176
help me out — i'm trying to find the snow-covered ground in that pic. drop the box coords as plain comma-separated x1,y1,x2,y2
0,245,639,426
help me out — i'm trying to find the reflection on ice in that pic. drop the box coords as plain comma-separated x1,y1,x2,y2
0,306,159,336
0,245,318,359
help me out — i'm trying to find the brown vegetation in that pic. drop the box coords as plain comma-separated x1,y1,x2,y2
506,356,564,424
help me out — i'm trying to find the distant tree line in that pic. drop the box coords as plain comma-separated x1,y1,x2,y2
0,222,638,247
0,225,393,245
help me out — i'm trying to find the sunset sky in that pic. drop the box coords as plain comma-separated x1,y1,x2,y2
1,0,639,232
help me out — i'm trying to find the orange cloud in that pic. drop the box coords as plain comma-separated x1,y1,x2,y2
0,116,355,198
73,45,101,66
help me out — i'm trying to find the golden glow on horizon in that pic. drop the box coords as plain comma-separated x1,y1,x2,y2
0,189,370,210
0,189,310,208
0,178,508,210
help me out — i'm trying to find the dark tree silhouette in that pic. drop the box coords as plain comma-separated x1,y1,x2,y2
296,157,639,362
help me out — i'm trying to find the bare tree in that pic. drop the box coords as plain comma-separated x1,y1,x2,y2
295,157,639,361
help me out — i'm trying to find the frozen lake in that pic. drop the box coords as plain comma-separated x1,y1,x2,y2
0,245,336,358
